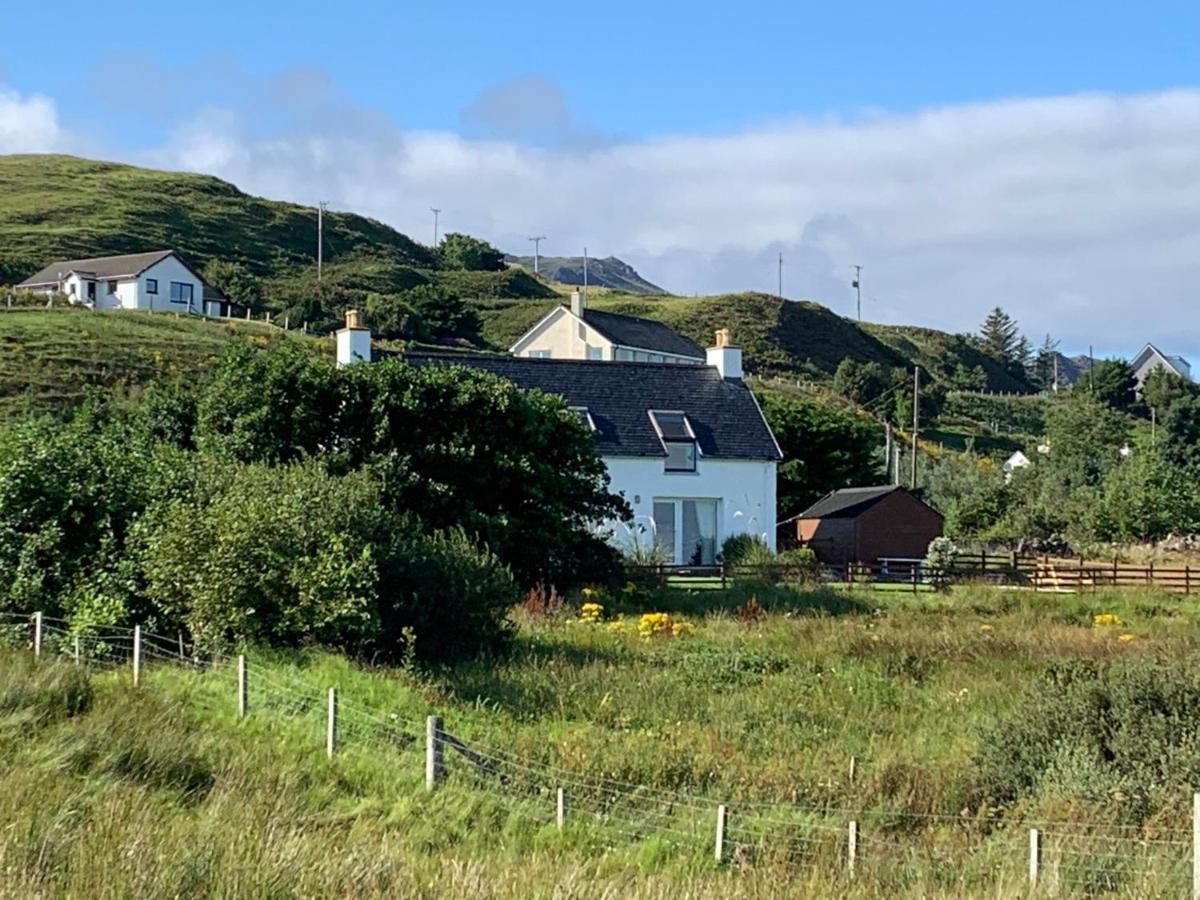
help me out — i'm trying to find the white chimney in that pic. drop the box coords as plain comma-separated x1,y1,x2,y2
570,289,584,317
336,308,372,368
706,328,742,380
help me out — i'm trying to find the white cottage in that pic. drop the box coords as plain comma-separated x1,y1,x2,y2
17,249,231,317
1131,343,1191,390
338,314,780,565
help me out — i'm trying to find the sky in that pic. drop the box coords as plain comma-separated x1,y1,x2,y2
2,0,1200,359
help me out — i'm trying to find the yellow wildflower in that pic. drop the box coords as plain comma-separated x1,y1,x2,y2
579,602,604,623
979,624,993,632
1118,633,1135,642
1093,613,1121,627
607,620,628,633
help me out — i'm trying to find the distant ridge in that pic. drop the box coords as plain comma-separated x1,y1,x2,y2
506,254,667,294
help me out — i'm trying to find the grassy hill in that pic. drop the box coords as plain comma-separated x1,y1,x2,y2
0,307,320,421
2,585,1193,897
0,155,554,309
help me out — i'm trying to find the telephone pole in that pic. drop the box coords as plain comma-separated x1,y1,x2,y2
528,235,546,274
778,251,783,299
317,201,328,281
884,423,894,485
583,247,589,303
852,265,863,321
430,207,441,246
911,366,920,490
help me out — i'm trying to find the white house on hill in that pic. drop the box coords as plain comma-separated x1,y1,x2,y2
1131,343,1191,389
337,311,779,565
510,290,706,364
17,250,231,317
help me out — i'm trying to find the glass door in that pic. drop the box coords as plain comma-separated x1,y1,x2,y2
653,498,719,565
653,501,676,564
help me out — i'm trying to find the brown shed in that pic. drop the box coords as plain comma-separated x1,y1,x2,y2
795,486,944,565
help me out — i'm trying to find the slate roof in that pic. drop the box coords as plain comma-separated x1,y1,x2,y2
1132,343,1192,380
799,486,907,519
581,308,706,359
401,352,781,461
18,250,177,287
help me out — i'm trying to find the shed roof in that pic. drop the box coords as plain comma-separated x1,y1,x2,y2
798,486,915,520
18,250,176,287
401,351,781,461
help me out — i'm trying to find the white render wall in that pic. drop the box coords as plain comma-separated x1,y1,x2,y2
138,255,203,312
602,455,777,558
513,307,613,360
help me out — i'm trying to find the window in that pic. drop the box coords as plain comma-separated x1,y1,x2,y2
146,278,158,295
587,345,604,360
169,282,194,305
615,348,634,361
107,280,118,294
569,406,596,430
529,349,551,359
86,281,96,300
653,498,718,565
649,411,698,473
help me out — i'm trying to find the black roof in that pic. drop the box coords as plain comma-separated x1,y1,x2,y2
799,486,907,519
18,250,176,287
401,352,781,461
581,308,706,359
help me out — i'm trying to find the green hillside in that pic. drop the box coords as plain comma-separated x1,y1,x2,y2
0,154,554,310
0,308,319,421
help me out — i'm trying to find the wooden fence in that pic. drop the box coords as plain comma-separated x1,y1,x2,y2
632,554,1200,595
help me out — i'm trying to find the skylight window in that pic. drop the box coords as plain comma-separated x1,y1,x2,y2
649,411,698,472
570,406,596,431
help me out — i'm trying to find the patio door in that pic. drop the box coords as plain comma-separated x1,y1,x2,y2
653,498,718,565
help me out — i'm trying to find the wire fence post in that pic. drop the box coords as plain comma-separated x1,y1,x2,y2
557,787,567,830
714,804,727,863
848,820,858,877
73,634,80,665
178,632,186,660
326,688,337,758
237,655,247,718
1193,792,1200,900
132,625,141,687
33,612,42,659
1028,827,1040,889
426,715,445,790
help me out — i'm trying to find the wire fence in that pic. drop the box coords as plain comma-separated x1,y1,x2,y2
1,610,1196,894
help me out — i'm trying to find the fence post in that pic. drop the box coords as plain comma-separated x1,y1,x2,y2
73,634,80,665
848,820,858,876
1148,562,1154,587
848,755,857,785
557,787,567,830
33,612,42,659
426,715,444,790
237,655,247,718
326,688,337,758
1188,565,1192,596
714,804,727,863
133,625,141,687
1029,828,1040,888
1193,792,1200,900
178,632,186,660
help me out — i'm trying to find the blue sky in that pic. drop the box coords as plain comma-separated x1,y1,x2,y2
2,1,1200,359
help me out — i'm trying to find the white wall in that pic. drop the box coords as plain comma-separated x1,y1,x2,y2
513,307,613,360
137,255,203,312
602,455,777,560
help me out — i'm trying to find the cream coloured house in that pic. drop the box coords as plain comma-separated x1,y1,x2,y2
510,291,705,364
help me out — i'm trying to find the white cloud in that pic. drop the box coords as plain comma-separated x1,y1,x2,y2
6,78,1200,358
0,87,69,153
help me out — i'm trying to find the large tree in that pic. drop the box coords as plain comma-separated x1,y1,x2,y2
979,307,1020,366
438,233,505,271
1086,359,1138,412
755,388,883,518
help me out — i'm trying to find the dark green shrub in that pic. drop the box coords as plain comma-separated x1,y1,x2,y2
721,534,767,565
974,659,1200,823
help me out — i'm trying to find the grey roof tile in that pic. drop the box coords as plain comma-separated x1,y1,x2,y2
581,308,706,359
18,250,177,287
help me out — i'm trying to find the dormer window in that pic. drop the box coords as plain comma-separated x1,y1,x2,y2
570,406,596,431
649,410,698,473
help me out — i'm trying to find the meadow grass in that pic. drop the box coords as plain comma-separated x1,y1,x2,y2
0,585,1195,897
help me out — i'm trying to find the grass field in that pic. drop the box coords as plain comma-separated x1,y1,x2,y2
1,584,1196,897
0,307,323,420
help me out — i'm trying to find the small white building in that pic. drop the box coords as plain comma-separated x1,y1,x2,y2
17,249,231,317
510,290,705,364
1002,450,1031,482
339,312,780,565
1131,343,1191,389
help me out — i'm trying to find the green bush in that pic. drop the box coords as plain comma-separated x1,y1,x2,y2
974,659,1200,823
721,534,769,565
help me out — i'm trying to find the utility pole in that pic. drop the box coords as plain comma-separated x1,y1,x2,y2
1052,353,1059,392
583,247,589,303
528,235,546,274
778,252,783,299
1152,407,1157,445
430,207,441,246
911,366,920,490
884,423,893,484
317,201,328,281
852,265,863,321
1089,345,1095,393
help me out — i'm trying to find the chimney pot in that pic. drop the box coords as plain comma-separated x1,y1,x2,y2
570,290,584,317
706,327,742,380
345,308,364,330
